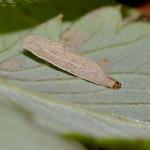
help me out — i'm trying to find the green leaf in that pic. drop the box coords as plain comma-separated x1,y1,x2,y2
0,95,85,150
0,7,150,140
0,0,116,34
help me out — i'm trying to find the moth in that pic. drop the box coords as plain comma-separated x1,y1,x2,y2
23,35,121,89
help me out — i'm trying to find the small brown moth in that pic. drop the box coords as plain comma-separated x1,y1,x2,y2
23,35,121,89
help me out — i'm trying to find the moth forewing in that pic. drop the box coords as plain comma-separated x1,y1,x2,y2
23,35,121,89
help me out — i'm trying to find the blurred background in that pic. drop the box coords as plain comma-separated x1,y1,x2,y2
0,0,150,34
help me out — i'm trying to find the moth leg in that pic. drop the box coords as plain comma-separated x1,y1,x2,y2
99,59,112,71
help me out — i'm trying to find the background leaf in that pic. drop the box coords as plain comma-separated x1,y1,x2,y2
0,95,85,150
0,0,116,33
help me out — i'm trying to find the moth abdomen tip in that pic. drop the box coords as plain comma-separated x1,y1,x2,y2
112,81,121,89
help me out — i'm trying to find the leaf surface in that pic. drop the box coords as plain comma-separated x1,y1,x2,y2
0,7,150,138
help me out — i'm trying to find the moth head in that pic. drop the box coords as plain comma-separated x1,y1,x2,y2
112,81,121,89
